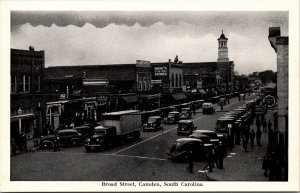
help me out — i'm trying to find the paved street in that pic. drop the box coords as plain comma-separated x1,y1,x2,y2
11,95,254,181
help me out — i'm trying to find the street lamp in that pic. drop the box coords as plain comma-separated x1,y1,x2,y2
18,108,22,134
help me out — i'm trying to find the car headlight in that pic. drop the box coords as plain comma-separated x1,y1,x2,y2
86,138,91,142
96,138,100,142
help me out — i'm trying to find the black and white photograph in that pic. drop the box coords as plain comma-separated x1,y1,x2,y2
0,0,299,192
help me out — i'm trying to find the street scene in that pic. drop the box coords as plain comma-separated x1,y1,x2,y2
10,11,289,182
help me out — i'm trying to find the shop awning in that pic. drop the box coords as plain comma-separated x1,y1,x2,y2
171,93,188,101
122,95,139,104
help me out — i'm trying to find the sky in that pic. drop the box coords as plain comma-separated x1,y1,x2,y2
11,11,288,75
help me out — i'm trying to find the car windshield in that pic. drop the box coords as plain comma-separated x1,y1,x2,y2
94,129,106,135
179,123,189,127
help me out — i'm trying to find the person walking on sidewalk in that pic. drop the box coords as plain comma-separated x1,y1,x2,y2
256,117,261,132
256,129,262,146
207,146,217,172
249,129,256,148
215,143,226,169
262,119,267,132
186,147,194,173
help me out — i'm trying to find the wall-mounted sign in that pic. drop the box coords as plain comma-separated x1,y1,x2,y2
151,80,162,84
136,60,151,67
154,66,168,76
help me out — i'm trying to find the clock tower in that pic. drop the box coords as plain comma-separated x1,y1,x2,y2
217,30,229,62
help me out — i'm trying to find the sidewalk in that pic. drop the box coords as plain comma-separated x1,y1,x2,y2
206,111,273,181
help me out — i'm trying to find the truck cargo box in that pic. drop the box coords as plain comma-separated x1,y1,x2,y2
102,110,142,136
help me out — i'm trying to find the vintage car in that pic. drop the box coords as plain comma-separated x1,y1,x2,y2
202,102,215,114
57,129,83,147
215,117,236,132
39,134,60,150
177,120,197,135
189,129,218,140
73,125,95,139
85,126,116,152
164,111,180,125
143,116,163,131
179,107,192,120
166,138,213,162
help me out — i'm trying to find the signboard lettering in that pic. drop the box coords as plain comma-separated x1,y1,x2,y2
154,66,168,76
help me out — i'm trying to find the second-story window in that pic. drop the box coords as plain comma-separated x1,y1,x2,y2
171,74,174,87
11,75,17,93
35,75,41,92
175,74,178,87
20,75,30,92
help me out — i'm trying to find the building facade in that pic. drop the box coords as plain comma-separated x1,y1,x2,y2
10,47,46,138
183,31,235,94
268,27,288,180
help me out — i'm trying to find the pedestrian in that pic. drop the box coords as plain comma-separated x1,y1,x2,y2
227,124,234,150
21,132,27,152
256,117,261,131
207,147,215,172
186,147,194,173
262,146,272,177
268,119,272,131
256,129,262,146
262,119,267,132
215,143,226,169
242,135,248,152
250,129,256,148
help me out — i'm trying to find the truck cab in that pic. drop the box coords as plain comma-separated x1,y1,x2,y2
85,126,116,152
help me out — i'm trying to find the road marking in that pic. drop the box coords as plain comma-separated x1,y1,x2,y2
113,114,207,155
35,151,167,161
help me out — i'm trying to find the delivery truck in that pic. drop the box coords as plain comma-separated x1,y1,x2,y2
85,110,142,151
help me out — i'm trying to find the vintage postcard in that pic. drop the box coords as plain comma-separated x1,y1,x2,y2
0,0,299,192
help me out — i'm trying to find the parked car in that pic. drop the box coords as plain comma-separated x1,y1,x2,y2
189,129,218,140
177,120,197,135
143,116,163,131
215,117,236,132
166,138,213,162
57,129,83,147
202,102,215,114
179,107,192,120
73,125,95,139
39,134,60,150
164,111,180,124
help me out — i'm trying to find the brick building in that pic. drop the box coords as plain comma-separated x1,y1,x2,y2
10,47,46,138
183,31,235,94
